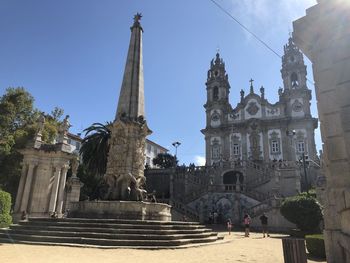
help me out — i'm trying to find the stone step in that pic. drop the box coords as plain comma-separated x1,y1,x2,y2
29,217,200,226
19,220,205,230
0,218,219,248
0,232,218,247
1,229,217,240
10,224,211,235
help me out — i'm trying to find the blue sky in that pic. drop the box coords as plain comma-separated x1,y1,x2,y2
0,0,319,165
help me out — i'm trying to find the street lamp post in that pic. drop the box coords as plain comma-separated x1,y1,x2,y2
172,141,181,167
301,153,309,194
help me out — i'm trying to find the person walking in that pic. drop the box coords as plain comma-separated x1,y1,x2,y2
259,213,270,237
243,214,251,237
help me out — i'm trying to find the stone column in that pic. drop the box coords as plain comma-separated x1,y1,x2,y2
20,163,36,213
14,163,28,212
56,164,69,214
48,165,62,213
235,179,240,192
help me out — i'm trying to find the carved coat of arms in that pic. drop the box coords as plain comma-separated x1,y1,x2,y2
246,102,259,115
292,99,303,112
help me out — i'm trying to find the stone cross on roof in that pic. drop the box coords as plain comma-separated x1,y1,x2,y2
249,78,254,93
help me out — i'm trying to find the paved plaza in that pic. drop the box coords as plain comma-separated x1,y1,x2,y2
0,231,326,263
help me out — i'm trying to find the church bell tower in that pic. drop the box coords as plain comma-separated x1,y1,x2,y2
204,52,231,129
202,52,232,165
281,37,307,90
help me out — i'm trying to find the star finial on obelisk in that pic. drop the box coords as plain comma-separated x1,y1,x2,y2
134,13,142,23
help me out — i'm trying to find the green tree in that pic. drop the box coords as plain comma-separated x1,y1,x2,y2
152,153,178,168
0,87,64,200
0,190,12,228
51,107,64,122
79,122,112,177
0,88,36,198
76,164,104,201
0,87,36,157
280,193,323,232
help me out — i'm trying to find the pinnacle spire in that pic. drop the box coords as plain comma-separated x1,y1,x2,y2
115,13,145,121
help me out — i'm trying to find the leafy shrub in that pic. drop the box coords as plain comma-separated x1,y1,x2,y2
280,194,323,232
305,234,326,259
0,189,12,228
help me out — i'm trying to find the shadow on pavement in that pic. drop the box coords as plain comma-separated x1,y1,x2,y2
306,253,326,262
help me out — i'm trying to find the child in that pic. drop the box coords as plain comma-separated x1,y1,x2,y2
227,218,232,235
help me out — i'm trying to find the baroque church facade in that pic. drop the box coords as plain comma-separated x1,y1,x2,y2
202,38,319,190
146,38,320,229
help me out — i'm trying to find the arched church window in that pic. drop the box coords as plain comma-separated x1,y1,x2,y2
291,72,299,88
213,87,219,101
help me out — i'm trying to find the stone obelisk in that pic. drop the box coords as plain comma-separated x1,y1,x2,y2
104,13,152,200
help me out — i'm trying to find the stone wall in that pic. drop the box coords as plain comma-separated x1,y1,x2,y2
250,208,295,232
145,168,171,199
293,1,350,262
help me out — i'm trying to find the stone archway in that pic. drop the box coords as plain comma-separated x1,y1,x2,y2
223,170,244,191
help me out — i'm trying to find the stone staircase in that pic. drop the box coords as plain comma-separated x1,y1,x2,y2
245,160,276,189
171,200,200,221
0,218,219,248
246,197,283,218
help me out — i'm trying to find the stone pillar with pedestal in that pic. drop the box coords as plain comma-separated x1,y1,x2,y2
55,164,70,215
18,163,37,214
293,1,350,262
13,162,28,213
64,157,83,213
48,164,62,213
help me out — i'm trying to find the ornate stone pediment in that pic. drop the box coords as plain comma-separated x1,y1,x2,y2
231,135,240,142
270,131,279,139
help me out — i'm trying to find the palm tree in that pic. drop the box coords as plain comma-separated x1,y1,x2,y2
79,122,112,177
